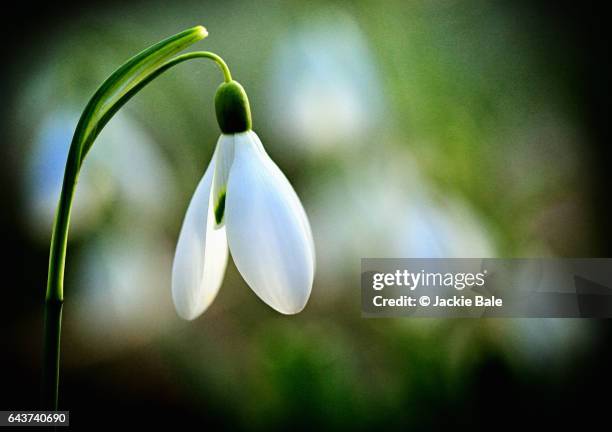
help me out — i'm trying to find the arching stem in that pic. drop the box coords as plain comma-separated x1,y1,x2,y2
42,27,233,409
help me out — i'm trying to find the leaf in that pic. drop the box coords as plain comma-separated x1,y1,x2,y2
73,25,208,164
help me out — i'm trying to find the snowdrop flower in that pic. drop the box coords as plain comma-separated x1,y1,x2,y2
172,81,315,319
43,26,314,410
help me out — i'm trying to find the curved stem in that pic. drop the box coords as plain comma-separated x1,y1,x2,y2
43,27,233,409
96,52,233,135
187,51,232,83
46,51,232,304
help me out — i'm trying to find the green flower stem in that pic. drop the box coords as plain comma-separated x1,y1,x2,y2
41,301,62,409
43,27,233,409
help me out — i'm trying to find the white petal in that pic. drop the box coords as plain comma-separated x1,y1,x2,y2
211,134,235,226
225,131,315,314
172,145,229,320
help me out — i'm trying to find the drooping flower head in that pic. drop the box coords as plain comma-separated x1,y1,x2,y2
172,80,315,319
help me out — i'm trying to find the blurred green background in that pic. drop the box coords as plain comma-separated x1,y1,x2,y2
2,0,610,429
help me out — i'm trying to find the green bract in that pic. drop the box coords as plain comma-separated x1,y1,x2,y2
215,80,252,133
